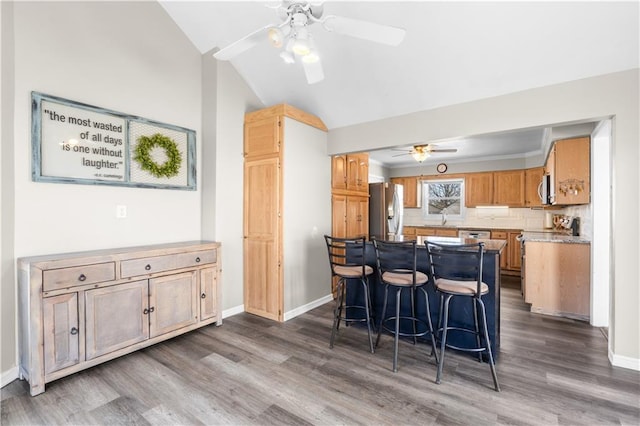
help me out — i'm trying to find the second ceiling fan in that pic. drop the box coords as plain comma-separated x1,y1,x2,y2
213,1,406,84
393,144,458,163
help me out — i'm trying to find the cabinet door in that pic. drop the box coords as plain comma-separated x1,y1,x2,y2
244,157,282,321
149,272,198,338
85,280,149,360
494,170,525,206
346,195,368,238
346,153,369,193
244,116,280,158
465,172,493,207
43,293,79,374
491,231,509,269
554,137,590,205
508,232,522,270
524,167,544,207
199,267,218,321
331,155,348,190
331,194,347,238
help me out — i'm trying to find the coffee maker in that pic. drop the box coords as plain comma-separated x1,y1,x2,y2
570,218,580,236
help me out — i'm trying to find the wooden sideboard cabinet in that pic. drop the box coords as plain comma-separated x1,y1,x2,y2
18,241,222,396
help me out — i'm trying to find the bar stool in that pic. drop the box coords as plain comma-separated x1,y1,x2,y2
372,239,438,372
324,235,375,353
425,241,500,392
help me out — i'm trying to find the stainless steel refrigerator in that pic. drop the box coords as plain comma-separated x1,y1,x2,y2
369,182,404,240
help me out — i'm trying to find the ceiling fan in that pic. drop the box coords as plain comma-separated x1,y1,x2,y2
213,1,406,84
393,144,458,163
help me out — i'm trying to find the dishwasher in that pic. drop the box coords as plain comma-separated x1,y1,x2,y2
458,230,491,239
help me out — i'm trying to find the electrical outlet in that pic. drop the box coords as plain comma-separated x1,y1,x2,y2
116,205,127,218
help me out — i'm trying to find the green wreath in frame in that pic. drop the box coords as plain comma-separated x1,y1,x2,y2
133,133,182,178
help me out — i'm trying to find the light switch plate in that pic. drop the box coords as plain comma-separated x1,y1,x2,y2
116,205,127,218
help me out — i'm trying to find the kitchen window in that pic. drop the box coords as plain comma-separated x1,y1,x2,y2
421,178,465,220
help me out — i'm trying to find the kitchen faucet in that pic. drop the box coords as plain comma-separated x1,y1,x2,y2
441,208,447,226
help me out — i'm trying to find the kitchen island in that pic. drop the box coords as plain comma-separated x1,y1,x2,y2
347,236,506,360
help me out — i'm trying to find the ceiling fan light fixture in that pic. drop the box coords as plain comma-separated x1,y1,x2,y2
279,50,295,64
411,150,429,162
291,27,311,56
301,49,319,63
267,27,284,48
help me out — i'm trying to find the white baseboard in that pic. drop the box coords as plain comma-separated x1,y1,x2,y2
284,294,333,321
609,348,640,371
222,304,245,319
1,366,19,388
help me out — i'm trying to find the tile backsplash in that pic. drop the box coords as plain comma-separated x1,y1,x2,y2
403,207,581,233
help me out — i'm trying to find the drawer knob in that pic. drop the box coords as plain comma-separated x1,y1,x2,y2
145,264,151,271
143,308,149,315
195,257,201,263
201,293,206,299
70,327,78,335
78,274,86,282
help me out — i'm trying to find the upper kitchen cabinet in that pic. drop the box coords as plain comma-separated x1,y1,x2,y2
332,153,369,194
244,116,280,159
493,170,525,206
390,176,421,208
547,137,590,205
524,167,544,207
465,172,494,207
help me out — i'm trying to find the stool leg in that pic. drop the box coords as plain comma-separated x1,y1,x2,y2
420,287,439,365
361,277,375,354
329,278,345,349
477,298,500,392
410,287,417,345
375,284,390,349
393,287,402,372
436,293,453,385
472,297,482,363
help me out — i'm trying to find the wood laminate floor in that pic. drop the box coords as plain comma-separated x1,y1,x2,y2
2,277,639,425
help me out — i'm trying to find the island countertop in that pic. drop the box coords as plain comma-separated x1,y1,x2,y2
377,235,507,253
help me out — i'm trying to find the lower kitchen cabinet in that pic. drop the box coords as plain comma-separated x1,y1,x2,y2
524,241,590,320
18,241,221,396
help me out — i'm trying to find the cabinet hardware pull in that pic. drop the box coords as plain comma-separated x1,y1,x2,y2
195,257,201,263
149,307,155,313
78,274,86,282
145,264,151,271
70,327,78,335
143,308,149,314
201,293,206,299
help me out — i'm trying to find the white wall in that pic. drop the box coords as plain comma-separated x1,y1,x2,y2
213,61,263,313
329,69,640,368
283,117,331,315
2,1,203,379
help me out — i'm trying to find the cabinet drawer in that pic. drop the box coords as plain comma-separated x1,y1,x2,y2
43,262,115,291
491,231,508,239
121,250,216,278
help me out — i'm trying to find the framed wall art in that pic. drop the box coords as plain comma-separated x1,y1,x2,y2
31,92,196,190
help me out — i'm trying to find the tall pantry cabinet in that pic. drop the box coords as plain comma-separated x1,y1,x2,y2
331,153,370,239
244,104,331,322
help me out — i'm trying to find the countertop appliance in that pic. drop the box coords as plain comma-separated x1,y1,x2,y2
369,182,403,240
458,230,492,239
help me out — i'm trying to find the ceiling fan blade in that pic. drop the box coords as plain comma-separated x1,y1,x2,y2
302,57,324,84
213,25,272,60
392,153,411,157
429,149,458,153
322,15,406,46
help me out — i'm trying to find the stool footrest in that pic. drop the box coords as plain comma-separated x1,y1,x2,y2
436,326,488,353
381,316,433,339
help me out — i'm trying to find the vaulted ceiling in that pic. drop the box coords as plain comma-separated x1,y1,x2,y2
160,1,638,166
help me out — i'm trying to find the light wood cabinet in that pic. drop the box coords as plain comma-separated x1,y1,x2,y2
494,170,525,206
524,167,544,207
551,137,590,205
332,194,368,239
524,241,590,320
332,153,369,194
491,231,509,269
390,176,421,208
18,241,221,396
245,104,330,322
465,172,494,207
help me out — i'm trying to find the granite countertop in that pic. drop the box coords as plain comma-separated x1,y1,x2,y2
520,231,590,244
405,224,523,231
382,235,507,253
